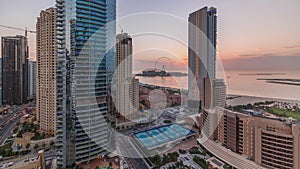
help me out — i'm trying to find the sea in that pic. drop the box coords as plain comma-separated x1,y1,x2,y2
137,70,300,101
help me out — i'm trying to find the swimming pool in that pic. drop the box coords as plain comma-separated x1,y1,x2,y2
134,124,195,149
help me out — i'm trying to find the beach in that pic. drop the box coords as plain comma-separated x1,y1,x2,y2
226,94,300,107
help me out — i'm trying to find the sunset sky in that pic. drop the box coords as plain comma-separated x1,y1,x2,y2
0,0,299,70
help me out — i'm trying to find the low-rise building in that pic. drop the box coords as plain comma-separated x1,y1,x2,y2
13,132,34,148
200,108,300,169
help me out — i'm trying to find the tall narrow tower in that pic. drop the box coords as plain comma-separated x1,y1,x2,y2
55,0,116,168
116,33,139,121
36,7,57,136
188,7,217,111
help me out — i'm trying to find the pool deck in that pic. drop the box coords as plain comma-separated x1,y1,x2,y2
133,124,196,150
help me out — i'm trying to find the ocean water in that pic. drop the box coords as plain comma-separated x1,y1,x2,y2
138,70,300,101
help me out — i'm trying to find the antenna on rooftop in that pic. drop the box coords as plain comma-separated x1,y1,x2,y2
119,24,123,34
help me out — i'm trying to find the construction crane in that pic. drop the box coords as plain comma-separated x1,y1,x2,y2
0,24,36,37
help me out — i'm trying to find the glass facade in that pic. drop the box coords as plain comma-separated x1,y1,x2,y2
56,0,116,168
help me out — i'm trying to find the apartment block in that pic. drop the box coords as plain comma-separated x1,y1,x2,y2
201,108,300,169
36,7,56,135
116,33,139,120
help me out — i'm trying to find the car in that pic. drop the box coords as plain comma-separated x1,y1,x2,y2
1,163,8,168
7,162,13,167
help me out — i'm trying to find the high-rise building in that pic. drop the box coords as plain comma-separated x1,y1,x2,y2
36,7,56,135
188,7,217,111
116,33,139,121
0,58,2,106
28,60,36,99
204,78,226,109
1,35,29,105
106,0,117,76
130,78,140,112
55,0,116,168
106,0,117,153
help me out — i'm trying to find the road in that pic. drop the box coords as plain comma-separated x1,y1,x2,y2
0,106,22,126
0,147,55,166
0,118,20,146
0,104,33,146
116,134,150,169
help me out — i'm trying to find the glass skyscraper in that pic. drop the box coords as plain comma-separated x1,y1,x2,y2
56,0,116,168
188,7,217,111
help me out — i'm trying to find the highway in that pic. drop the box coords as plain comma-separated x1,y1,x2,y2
0,106,22,126
116,134,150,169
0,117,20,146
0,104,33,146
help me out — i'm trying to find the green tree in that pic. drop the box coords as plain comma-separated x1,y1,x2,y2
179,160,183,166
34,144,39,150
26,143,30,149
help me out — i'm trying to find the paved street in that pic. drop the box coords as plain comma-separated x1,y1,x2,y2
0,117,19,146
0,104,34,146
0,106,22,126
116,134,150,169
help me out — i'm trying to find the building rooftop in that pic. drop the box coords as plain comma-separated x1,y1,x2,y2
198,138,263,169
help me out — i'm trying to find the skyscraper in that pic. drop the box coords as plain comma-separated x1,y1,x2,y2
1,35,29,105
116,33,139,121
55,0,116,168
28,60,36,99
106,0,117,153
0,58,2,106
188,7,217,111
36,7,56,135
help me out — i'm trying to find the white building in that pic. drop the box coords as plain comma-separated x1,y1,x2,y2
116,33,139,120
204,78,226,109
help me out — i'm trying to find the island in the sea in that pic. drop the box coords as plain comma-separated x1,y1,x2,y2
257,78,300,86
239,72,286,76
136,69,188,77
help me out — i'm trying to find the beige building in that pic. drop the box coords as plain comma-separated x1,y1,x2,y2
36,7,56,135
201,108,300,169
13,132,35,148
204,78,226,109
116,33,139,121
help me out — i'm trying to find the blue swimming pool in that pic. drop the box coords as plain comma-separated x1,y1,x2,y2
134,124,195,149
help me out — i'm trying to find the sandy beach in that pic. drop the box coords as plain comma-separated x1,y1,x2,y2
227,94,300,106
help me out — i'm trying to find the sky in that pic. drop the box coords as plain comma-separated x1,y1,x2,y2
0,0,299,71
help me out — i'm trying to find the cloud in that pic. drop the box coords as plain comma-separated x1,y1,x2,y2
222,54,300,70
239,53,280,58
239,54,258,57
282,45,300,49
262,53,277,57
